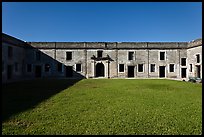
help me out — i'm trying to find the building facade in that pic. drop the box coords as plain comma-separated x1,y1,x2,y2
2,33,202,83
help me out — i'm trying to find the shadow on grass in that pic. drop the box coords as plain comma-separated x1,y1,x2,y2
2,78,82,122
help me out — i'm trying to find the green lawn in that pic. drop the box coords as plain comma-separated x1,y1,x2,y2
2,79,202,135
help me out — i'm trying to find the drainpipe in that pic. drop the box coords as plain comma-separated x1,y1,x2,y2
178,43,180,78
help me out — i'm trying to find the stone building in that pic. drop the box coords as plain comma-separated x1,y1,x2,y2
2,33,202,83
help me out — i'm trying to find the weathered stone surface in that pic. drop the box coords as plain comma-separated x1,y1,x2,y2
2,33,202,83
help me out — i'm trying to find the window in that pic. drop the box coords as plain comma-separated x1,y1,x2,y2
15,63,18,72
160,52,165,60
128,52,134,60
66,52,72,60
169,64,174,72
105,43,108,48
150,64,155,72
8,46,13,58
189,64,192,72
76,64,82,72
196,54,200,63
36,51,41,61
27,64,32,72
181,58,186,66
97,51,103,58
58,63,62,72
45,64,50,72
138,64,143,72
119,64,125,72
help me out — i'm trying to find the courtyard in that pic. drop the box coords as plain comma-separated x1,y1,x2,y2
2,79,202,135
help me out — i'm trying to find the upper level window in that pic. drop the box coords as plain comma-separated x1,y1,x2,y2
66,52,72,60
36,51,41,61
138,64,144,72
8,46,13,58
181,58,186,66
196,54,200,63
119,64,124,72
97,51,103,58
169,64,174,72
150,64,155,72
160,52,165,60
128,52,134,60
76,64,82,72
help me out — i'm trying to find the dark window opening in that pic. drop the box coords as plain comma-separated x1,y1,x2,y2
27,64,32,72
105,43,107,49
119,64,124,72
159,66,165,77
36,51,41,61
128,66,135,77
181,58,186,66
96,63,105,77
66,52,72,60
181,68,186,78
7,65,12,80
138,64,143,72
76,64,82,72
58,63,62,72
45,64,50,72
128,52,134,60
196,54,200,63
150,64,155,72
15,63,18,72
160,52,165,60
169,64,174,72
196,65,201,78
97,51,103,58
189,64,192,72
8,46,13,58
35,65,42,78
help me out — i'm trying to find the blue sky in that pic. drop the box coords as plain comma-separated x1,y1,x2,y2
2,2,202,42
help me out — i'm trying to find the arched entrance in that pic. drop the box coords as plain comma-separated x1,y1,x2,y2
95,63,105,77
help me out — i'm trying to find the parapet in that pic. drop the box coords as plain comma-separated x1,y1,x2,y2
188,38,202,48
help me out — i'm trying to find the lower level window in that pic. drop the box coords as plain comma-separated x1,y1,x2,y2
27,64,32,72
76,64,82,72
15,63,18,72
169,64,174,72
2,61,4,72
58,63,62,72
138,64,143,72
119,64,124,72
150,64,155,72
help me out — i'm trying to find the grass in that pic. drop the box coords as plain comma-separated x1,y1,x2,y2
2,79,202,135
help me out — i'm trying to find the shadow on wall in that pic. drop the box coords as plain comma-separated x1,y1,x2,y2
2,44,86,122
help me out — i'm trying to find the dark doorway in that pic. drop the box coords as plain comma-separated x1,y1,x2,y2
96,63,105,77
159,66,165,77
196,65,201,78
181,68,186,78
66,66,73,77
7,65,12,80
128,66,135,77
35,65,42,78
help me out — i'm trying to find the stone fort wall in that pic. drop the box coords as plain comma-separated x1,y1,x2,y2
2,33,202,83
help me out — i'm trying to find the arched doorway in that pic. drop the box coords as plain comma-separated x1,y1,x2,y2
96,63,105,77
